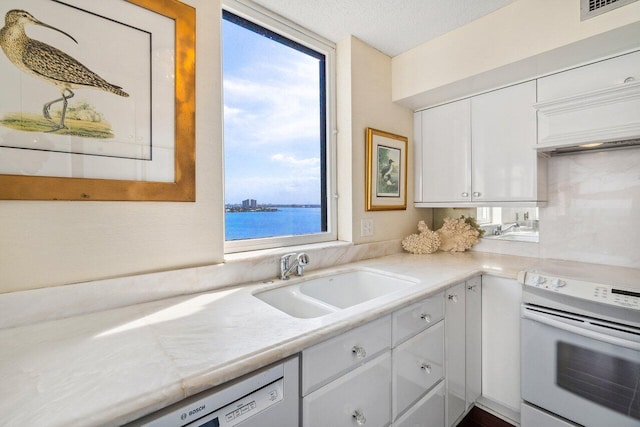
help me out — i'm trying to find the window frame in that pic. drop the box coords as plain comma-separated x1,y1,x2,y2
222,0,338,253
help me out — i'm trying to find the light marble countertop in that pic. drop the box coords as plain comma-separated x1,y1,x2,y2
1,251,639,427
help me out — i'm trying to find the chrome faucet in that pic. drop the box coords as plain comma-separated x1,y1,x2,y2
280,252,310,280
494,222,520,235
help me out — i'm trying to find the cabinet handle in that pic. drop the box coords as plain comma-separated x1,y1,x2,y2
448,294,458,303
352,345,367,359
473,192,481,197
352,409,367,425
420,362,432,373
624,76,635,83
420,313,432,323
461,192,469,198
467,285,477,291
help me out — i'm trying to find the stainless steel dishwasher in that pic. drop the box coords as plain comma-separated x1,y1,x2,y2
127,355,299,427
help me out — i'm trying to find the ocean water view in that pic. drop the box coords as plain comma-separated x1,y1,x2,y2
225,207,322,240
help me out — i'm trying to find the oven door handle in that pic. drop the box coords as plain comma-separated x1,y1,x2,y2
523,308,640,352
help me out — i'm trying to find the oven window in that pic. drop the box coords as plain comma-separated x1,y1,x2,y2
556,341,640,420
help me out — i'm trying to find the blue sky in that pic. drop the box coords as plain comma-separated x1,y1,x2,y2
222,18,322,205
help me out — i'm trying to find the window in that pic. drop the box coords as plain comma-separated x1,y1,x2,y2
222,1,336,252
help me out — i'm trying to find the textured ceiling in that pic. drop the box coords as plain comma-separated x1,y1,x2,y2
250,0,516,57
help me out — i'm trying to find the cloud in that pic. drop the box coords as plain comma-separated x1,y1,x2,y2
222,32,325,205
223,55,321,148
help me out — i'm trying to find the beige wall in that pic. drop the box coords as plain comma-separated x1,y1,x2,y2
337,36,431,244
0,7,431,294
393,0,640,108
0,0,224,293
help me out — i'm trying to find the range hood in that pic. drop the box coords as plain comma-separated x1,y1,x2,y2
534,79,640,155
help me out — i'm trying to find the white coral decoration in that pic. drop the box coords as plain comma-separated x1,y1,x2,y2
402,220,441,254
436,217,480,252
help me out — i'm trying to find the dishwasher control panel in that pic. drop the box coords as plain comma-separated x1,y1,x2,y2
518,271,640,311
186,379,283,427
127,357,299,427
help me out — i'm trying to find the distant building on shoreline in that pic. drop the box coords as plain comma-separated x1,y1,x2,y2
226,199,277,213
242,199,257,209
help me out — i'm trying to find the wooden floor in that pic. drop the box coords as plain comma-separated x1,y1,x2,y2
456,406,514,427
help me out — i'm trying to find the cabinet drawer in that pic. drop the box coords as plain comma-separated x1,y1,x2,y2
392,320,444,420
302,315,391,395
393,381,445,427
392,292,443,346
303,352,392,427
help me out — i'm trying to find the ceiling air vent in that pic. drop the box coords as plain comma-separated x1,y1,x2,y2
581,0,639,20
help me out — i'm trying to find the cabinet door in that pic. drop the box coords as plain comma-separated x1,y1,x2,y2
471,81,537,202
419,99,471,203
302,315,391,395
392,292,444,347
537,50,640,101
393,321,444,420
465,277,482,406
445,282,466,427
303,352,392,427
481,276,522,413
394,381,445,427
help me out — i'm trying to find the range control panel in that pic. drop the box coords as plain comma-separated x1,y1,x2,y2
518,271,640,311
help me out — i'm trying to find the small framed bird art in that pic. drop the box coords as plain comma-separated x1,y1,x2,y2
0,0,195,201
365,127,408,211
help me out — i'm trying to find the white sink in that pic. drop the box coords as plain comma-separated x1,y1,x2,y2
254,270,418,318
298,270,416,308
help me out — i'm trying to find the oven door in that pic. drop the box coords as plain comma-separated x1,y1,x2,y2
521,305,640,427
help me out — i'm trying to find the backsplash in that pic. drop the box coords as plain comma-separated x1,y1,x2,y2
541,148,640,268
0,239,404,329
472,148,640,269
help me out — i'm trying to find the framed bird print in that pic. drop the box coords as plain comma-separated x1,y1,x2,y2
365,127,408,211
0,0,195,201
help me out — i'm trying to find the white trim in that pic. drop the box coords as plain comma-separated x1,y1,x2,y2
222,0,338,254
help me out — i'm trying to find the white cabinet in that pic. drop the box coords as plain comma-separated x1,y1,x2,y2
414,81,546,206
536,50,640,149
392,292,445,347
303,352,392,427
471,81,542,203
394,382,446,427
392,321,444,419
302,294,446,427
416,99,471,204
481,275,522,414
537,49,640,102
444,277,482,427
302,315,391,395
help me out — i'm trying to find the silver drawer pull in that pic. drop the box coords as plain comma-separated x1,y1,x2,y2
420,313,432,323
448,294,458,303
420,362,432,373
624,76,635,83
461,192,469,198
467,285,477,291
352,409,367,425
473,191,481,197
352,345,367,359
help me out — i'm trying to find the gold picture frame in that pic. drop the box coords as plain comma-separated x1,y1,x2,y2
0,0,195,201
365,128,408,211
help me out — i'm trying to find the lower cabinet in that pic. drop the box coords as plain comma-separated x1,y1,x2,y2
394,382,446,427
445,277,482,427
392,321,444,420
302,292,445,427
302,275,493,427
303,352,392,427
481,275,522,414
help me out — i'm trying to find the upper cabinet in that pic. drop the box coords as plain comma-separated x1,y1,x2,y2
414,81,547,207
415,98,471,204
535,50,640,152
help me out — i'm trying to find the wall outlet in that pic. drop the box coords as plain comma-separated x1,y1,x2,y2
361,219,374,237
